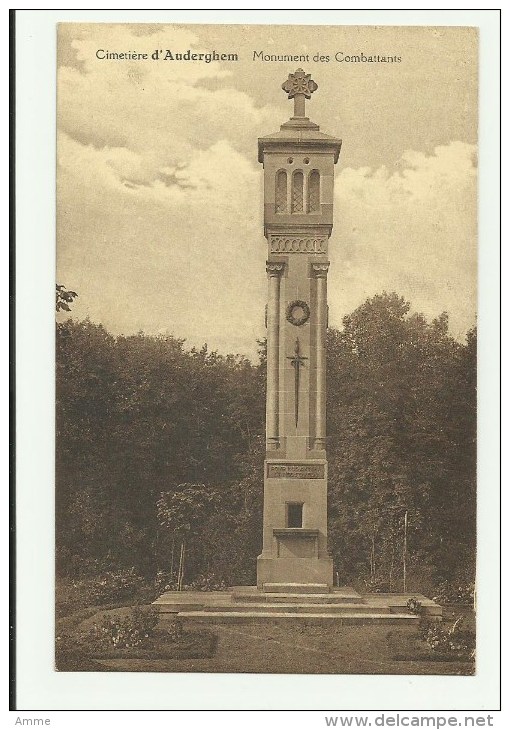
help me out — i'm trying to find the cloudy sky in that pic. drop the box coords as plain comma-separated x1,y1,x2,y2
57,23,478,359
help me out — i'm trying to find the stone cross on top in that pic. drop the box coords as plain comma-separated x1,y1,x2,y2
281,68,318,118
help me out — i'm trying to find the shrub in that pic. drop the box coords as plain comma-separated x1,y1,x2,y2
87,568,145,605
432,581,475,606
90,606,160,650
420,615,475,661
361,576,391,593
154,570,178,594
185,573,228,591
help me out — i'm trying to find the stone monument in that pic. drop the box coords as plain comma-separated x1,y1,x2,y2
256,69,341,591
155,71,442,624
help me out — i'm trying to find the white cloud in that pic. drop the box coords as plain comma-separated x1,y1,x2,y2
329,142,477,340
58,24,275,192
57,131,266,358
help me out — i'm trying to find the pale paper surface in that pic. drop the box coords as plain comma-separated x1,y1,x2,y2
15,9,500,712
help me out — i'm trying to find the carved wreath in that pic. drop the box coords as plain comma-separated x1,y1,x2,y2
286,300,311,327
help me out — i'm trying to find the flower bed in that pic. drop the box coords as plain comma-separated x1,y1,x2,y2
55,605,217,670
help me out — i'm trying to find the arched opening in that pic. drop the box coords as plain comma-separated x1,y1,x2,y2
291,170,304,213
308,170,320,213
275,169,287,213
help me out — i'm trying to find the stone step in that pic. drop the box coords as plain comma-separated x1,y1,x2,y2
232,592,361,604
177,611,420,626
263,583,330,594
195,602,392,614
155,603,206,613
153,589,442,619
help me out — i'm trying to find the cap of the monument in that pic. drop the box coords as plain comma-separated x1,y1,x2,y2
258,69,342,163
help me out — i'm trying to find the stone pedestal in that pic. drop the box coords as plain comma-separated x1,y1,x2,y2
257,459,333,589
154,587,443,625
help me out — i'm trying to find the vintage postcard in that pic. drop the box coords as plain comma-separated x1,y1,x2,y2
51,23,486,675
11,3,504,714
54,22,480,678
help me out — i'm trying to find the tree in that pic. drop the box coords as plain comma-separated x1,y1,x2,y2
326,293,476,591
55,293,476,594
56,320,265,581
56,284,78,312
157,484,220,590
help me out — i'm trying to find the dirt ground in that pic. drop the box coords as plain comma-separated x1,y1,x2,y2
90,616,474,675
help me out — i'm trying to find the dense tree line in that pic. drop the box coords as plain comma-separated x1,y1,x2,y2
56,292,476,593
326,294,476,592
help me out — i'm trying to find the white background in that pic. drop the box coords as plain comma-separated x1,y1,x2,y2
9,4,503,724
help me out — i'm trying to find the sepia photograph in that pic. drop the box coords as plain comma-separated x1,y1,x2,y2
53,21,479,678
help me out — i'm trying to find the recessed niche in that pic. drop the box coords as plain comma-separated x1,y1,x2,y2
286,502,303,528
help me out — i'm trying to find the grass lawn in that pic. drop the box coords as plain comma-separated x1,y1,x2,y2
55,580,475,675
56,604,215,671
56,604,475,675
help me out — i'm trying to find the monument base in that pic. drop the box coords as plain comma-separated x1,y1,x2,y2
256,555,333,590
153,587,443,625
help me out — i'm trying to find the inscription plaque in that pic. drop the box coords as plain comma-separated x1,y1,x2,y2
267,463,325,479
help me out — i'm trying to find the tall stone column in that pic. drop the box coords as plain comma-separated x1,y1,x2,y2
266,262,284,450
312,263,329,450
257,69,341,590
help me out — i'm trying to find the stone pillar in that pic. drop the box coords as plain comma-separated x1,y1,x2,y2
257,69,340,590
294,93,306,118
266,262,284,450
313,263,329,450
